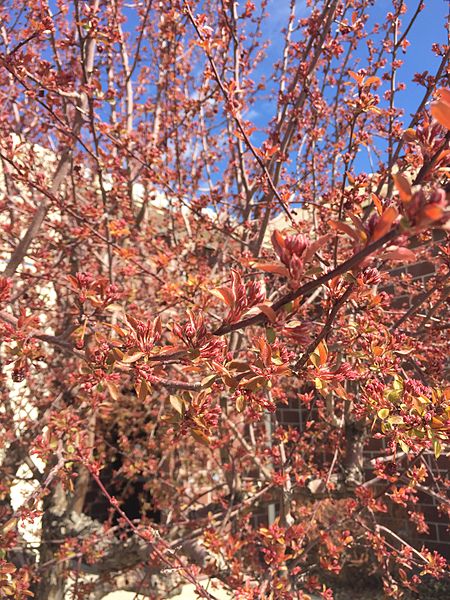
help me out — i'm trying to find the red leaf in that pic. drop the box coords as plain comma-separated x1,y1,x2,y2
382,247,416,262
210,286,235,307
348,70,362,84
317,340,328,365
105,380,120,401
431,88,450,129
241,375,266,391
437,87,450,104
153,315,162,336
421,204,444,222
191,429,210,445
393,173,412,203
372,193,383,216
304,233,333,262
271,230,286,256
403,128,417,142
371,206,398,242
137,380,149,402
328,220,363,243
257,336,272,365
252,262,290,276
257,303,277,322
365,76,381,88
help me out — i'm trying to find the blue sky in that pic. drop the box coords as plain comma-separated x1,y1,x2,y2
41,0,448,184
260,0,449,114
248,0,449,173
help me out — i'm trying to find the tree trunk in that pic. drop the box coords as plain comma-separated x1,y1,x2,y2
35,482,68,600
343,419,367,488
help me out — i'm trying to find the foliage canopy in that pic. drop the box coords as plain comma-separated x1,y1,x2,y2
0,1,449,598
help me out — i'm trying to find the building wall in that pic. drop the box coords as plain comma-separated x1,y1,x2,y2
274,233,449,558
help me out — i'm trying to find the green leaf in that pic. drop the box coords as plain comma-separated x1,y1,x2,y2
122,351,144,364
235,394,245,412
387,390,401,403
266,327,276,344
378,408,390,420
283,302,293,313
399,440,409,453
412,428,425,438
388,415,403,425
433,438,442,459
392,377,404,392
201,374,217,389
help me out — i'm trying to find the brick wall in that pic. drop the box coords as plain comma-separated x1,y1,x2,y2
272,235,449,558
270,402,450,558
363,436,450,558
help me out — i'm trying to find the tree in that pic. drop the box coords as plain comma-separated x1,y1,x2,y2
0,0,449,598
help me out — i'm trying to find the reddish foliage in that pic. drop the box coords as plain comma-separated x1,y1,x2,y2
0,1,449,599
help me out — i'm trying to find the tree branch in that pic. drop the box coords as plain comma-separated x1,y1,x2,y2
213,228,399,336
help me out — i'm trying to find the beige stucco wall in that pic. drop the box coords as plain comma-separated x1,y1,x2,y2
103,582,232,599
